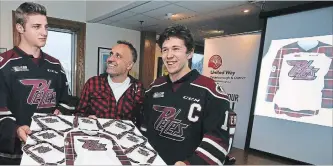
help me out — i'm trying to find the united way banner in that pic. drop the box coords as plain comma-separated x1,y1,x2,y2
203,33,261,149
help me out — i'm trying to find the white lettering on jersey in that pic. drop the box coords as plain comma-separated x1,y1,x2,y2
0,56,3,62
153,92,164,98
12,66,29,72
20,79,56,109
47,69,58,74
183,96,200,102
153,105,188,141
187,103,202,122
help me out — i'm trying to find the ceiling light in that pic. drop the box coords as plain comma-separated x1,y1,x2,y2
243,9,250,13
165,13,174,20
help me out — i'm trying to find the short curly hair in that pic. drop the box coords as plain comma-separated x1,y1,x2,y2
157,24,195,54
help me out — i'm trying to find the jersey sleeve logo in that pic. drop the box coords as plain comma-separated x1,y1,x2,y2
115,122,127,130
37,132,57,139
20,79,56,109
138,148,149,156
41,118,59,123
127,134,140,143
287,60,319,80
216,83,227,95
33,146,52,154
81,119,93,124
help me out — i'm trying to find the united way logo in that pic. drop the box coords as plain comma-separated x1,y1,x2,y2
208,55,222,69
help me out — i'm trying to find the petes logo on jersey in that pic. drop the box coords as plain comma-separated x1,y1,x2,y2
0,56,3,62
20,79,56,109
78,139,107,151
153,105,188,141
287,60,319,80
153,92,164,98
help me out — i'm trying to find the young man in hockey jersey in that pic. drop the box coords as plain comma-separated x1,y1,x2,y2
76,40,145,127
141,25,237,165
0,2,71,164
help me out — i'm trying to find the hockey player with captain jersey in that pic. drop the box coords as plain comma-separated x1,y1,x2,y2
140,25,237,165
0,2,71,164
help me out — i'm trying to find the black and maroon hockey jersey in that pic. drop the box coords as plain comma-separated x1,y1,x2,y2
141,70,237,165
0,47,71,157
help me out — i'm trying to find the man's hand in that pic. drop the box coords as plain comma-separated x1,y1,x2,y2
53,109,62,115
175,161,186,165
88,115,97,120
16,125,31,143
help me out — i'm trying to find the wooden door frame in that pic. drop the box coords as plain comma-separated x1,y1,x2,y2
12,11,86,97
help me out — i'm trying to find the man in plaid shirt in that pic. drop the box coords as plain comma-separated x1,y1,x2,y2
76,41,144,127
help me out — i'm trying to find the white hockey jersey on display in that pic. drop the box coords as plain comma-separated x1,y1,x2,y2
29,129,64,150
77,117,102,131
22,142,65,165
266,40,333,117
102,120,135,137
125,145,157,165
64,130,131,165
73,136,121,165
32,114,73,132
117,132,147,150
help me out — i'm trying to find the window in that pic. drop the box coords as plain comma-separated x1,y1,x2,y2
42,29,76,92
191,53,204,74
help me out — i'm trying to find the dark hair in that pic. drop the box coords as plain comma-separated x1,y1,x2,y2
157,24,195,54
117,40,138,63
15,2,47,26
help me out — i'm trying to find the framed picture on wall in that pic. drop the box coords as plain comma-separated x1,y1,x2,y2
0,48,7,54
157,57,168,77
97,47,111,75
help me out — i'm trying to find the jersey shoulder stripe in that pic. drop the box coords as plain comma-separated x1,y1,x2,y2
191,75,229,102
0,49,21,69
145,76,167,93
44,53,60,65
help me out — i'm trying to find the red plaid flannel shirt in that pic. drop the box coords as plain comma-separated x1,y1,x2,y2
76,73,144,126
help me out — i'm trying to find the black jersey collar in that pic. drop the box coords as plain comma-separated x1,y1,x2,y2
166,69,200,84
14,46,45,59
